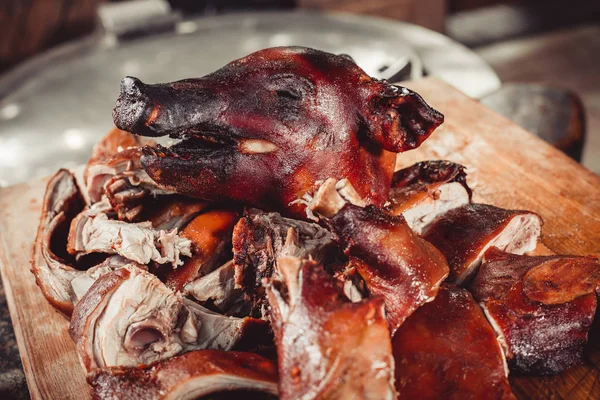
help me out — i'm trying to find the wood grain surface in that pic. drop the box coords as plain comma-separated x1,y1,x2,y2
0,78,599,399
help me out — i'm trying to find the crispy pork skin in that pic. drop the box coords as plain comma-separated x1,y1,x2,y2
393,284,515,400
162,209,239,291
306,178,449,333
112,47,443,217
424,204,542,285
265,256,396,400
386,160,472,235
88,350,278,400
67,209,192,267
70,265,270,371
471,248,599,375
232,209,334,318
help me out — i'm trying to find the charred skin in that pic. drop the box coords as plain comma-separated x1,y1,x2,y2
112,47,443,216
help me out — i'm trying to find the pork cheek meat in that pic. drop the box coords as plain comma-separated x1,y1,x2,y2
70,265,270,371
470,248,599,375
306,178,449,334
88,349,278,400
386,160,472,235
265,256,396,400
424,203,542,285
112,46,443,217
393,284,514,400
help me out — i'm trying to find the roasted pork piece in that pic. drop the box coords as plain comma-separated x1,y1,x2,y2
471,248,600,375
424,204,542,284
265,256,396,400
84,128,172,220
70,265,270,371
161,208,239,291
386,160,472,235
88,350,278,400
232,209,334,318
31,169,144,316
393,284,514,400
305,178,449,333
112,47,443,217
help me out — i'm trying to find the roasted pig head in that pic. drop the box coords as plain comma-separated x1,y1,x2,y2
393,284,514,400
88,350,279,400
471,248,600,375
386,160,472,235
265,256,396,400
112,46,443,216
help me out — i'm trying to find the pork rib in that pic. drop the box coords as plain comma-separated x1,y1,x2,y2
265,256,396,400
386,160,472,235
88,350,278,400
424,203,542,284
470,248,599,375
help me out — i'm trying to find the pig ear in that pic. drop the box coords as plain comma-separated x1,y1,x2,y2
367,84,444,153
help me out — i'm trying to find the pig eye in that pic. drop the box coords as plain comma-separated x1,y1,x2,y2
275,88,302,101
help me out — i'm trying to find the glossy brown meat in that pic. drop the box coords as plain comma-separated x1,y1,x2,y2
265,256,396,400
326,206,448,333
386,160,472,234
424,204,542,284
162,209,239,291
88,350,278,400
471,248,598,375
112,47,443,216
393,284,514,400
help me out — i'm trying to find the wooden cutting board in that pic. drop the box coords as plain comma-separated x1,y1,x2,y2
0,78,599,399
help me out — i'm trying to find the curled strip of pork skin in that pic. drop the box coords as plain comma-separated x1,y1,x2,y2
470,248,599,375
67,208,192,267
232,209,334,318
305,178,449,334
424,203,542,285
393,284,515,400
265,256,396,400
386,160,472,235
70,265,270,372
112,47,444,217
31,169,143,316
88,350,279,400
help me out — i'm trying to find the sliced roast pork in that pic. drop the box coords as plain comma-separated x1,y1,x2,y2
232,209,334,318
70,265,270,372
67,209,192,267
424,203,542,284
387,160,472,235
470,248,600,375
84,128,173,220
31,169,141,316
161,209,239,292
88,350,278,400
305,178,449,333
265,256,396,400
393,284,515,400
